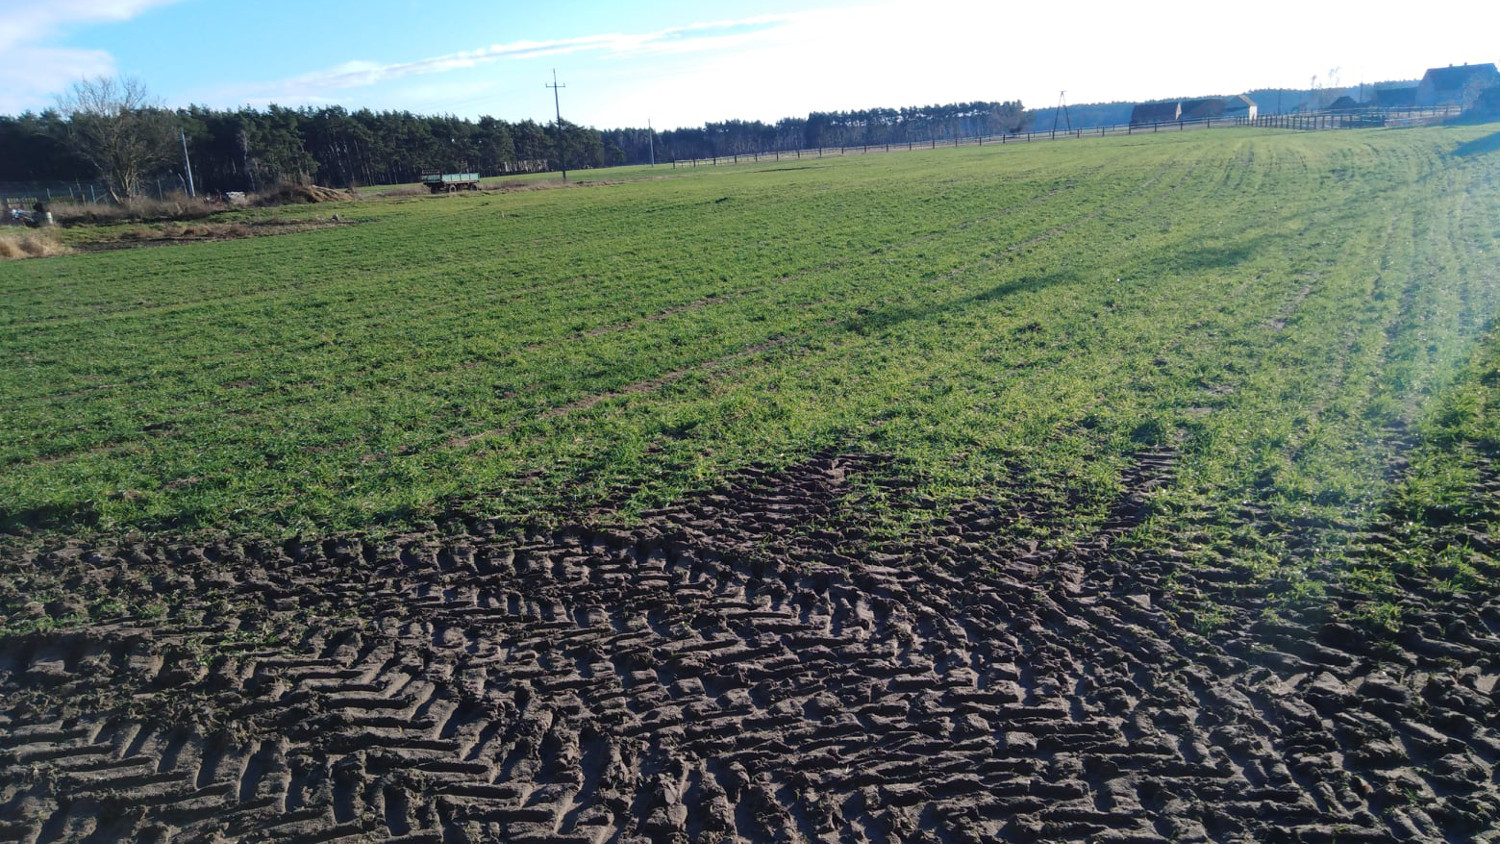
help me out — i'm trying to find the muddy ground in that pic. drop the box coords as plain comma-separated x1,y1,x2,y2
1,452,1497,843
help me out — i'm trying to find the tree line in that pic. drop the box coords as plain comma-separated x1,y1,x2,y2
1,78,1030,200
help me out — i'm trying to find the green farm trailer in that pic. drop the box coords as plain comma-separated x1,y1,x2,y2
420,170,481,193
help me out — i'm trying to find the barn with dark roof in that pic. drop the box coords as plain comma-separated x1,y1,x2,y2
1471,85,1500,119
1129,101,1181,125
1416,64,1500,107
1179,98,1227,121
1373,87,1417,108
1224,95,1258,120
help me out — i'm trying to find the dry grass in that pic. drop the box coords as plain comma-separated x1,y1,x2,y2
370,185,429,198
54,194,218,226
0,229,73,260
117,222,253,241
252,185,356,206
74,218,349,250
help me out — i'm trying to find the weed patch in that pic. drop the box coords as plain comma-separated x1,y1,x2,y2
0,229,72,260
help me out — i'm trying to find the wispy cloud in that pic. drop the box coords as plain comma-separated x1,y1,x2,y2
0,0,186,113
0,0,183,49
0,46,119,115
214,14,798,104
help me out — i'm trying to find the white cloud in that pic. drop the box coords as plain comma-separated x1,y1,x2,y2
0,46,118,114
0,0,186,113
586,2,1046,128
582,0,1500,129
1,0,185,49
211,14,802,106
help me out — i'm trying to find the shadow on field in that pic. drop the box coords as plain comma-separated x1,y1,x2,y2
846,237,1266,336
1,500,99,536
1452,132,1500,158
845,272,1069,335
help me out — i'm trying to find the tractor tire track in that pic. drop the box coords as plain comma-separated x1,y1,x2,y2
2,451,1498,843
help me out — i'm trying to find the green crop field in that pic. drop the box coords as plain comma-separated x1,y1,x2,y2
10,124,1500,844
5,125,1500,604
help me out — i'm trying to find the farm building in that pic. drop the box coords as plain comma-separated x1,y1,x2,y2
1415,63,1500,107
1327,95,1361,111
1224,95,1258,120
1372,87,1417,108
1179,98,1227,121
1129,101,1181,125
1469,85,1500,119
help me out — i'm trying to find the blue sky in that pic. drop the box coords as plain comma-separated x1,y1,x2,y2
4,1,1497,128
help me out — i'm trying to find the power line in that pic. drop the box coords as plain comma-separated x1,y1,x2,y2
546,69,567,182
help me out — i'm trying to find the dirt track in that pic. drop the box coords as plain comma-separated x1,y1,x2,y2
2,453,1498,843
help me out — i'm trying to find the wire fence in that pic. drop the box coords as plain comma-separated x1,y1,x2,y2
0,173,208,215
0,182,111,218
667,105,1466,168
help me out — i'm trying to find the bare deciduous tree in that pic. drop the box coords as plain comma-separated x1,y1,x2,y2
56,75,177,204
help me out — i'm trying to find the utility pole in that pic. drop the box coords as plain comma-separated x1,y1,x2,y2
180,128,196,198
546,69,567,182
1051,91,1072,134
648,118,655,167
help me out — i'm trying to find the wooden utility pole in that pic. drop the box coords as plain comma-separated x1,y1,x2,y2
547,69,567,182
180,128,195,198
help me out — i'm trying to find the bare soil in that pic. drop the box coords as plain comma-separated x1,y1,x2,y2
2,452,1497,843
